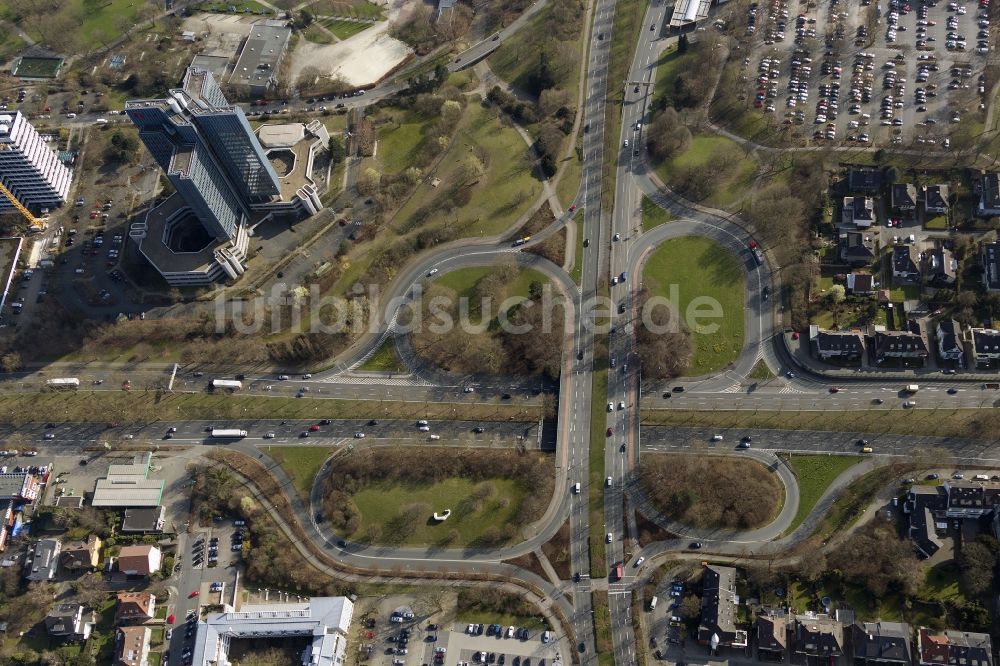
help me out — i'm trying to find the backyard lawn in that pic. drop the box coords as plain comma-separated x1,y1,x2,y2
780,454,862,533
642,237,745,375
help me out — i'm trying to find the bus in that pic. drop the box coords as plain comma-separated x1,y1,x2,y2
46,378,80,388
211,379,242,391
210,429,248,439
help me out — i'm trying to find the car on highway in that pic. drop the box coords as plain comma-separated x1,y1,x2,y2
569,204,577,212
737,440,751,449
606,427,613,437
607,402,614,411
354,432,366,438
43,433,54,440
309,424,320,432
903,400,917,408
634,556,645,567
473,426,485,433
278,374,290,380
618,401,625,410
606,476,612,487
948,388,958,394
623,139,629,147
606,532,614,543
689,541,702,549
427,268,439,276
583,238,590,247
263,432,275,438
711,434,723,441
862,446,873,453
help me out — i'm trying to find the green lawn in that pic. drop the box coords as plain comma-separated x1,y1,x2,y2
555,145,583,210
303,22,334,44
925,215,949,230
434,266,549,301
21,0,149,50
571,211,585,284
780,454,862,533
0,391,539,426
641,195,673,231
359,338,405,372
265,446,334,499
589,367,608,579
391,101,541,238
641,408,1000,441
749,359,774,380
889,284,922,300
642,237,745,375
347,477,529,546
194,0,272,14
653,45,689,101
323,18,371,40
919,562,967,604
653,134,756,209
376,110,434,174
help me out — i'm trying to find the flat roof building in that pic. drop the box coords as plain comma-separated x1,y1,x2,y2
191,596,354,666
26,538,61,581
92,453,164,508
230,21,292,97
122,506,167,533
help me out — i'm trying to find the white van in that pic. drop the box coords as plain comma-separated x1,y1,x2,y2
974,474,990,481
94,118,108,125
905,384,920,393
429,434,441,440
648,596,658,611
572,482,581,494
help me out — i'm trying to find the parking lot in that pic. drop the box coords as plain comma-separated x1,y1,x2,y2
358,599,563,666
743,0,992,145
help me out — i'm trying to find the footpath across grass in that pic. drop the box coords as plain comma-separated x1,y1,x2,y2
779,454,861,533
642,236,744,375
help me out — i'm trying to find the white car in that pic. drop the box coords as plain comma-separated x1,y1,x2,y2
711,434,723,441
278,374,290,380
263,432,276,439
623,139,629,147
608,402,614,412
354,432,366,438
427,268,439,276
463,387,475,393
418,425,430,432
606,532,614,543
634,556,645,567
429,434,441,440
606,476,612,487
618,401,625,410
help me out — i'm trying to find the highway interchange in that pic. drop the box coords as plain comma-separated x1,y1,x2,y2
10,1,1000,666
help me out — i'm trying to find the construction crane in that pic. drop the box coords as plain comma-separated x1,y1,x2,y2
0,180,46,229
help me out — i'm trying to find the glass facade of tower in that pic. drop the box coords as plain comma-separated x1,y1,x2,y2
124,67,280,241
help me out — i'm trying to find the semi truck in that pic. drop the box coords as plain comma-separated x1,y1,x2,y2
46,378,80,388
211,379,242,391
210,429,248,439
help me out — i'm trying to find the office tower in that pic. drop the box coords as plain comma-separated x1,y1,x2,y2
0,111,71,214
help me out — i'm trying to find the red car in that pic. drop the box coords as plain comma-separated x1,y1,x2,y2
188,590,199,598
829,387,841,393
749,239,759,249
309,424,320,432
568,204,577,212
167,614,176,624
606,427,614,437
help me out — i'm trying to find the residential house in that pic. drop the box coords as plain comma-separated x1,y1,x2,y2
891,245,922,283
966,327,1000,369
60,534,102,572
26,538,61,581
840,231,876,266
847,272,875,295
922,247,957,286
891,183,918,213
871,320,930,365
116,625,151,666
852,621,912,666
907,481,1000,556
757,611,788,662
697,565,747,649
844,196,876,228
982,242,1000,291
792,613,844,662
935,320,965,367
917,628,993,666
849,168,883,193
810,325,866,363
116,591,156,625
116,544,161,577
923,185,950,215
977,172,1000,216
44,603,95,643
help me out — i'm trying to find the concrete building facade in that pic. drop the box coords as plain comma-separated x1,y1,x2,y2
0,111,72,214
